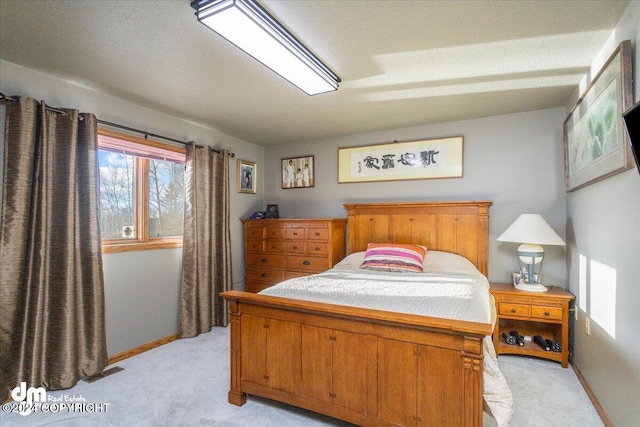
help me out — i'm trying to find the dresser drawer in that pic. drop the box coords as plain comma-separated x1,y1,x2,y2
264,240,286,253
246,267,284,284
265,227,285,239
306,242,328,255
286,241,306,254
286,228,306,240
286,255,329,272
246,253,286,269
531,305,563,321
246,281,274,293
245,227,264,239
284,271,311,280
499,303,530,318
245,239,265,252
306,228,329,240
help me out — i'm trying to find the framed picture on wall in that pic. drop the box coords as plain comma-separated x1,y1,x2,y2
281,155,314,189
563,40,634,192
337,136,463,183
237,159,257,194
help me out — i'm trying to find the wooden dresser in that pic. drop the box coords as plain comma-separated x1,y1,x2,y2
242,218,347,293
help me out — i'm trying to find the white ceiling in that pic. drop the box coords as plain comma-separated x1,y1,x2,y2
0,0,630,146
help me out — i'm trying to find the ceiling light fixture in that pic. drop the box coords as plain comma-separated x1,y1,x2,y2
191,0,340,96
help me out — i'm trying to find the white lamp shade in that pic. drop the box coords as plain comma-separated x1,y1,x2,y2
497,214,565,246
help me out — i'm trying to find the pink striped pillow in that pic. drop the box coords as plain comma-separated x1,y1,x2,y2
359,243,427,273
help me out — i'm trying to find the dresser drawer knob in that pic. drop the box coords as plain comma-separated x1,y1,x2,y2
293,232,298,236
302,260,311,266
511,308,517,313
315,232,320,236
544,311,550,316
315,247,320,251
261,273,269,278
292,246,298,250
261,258,268,263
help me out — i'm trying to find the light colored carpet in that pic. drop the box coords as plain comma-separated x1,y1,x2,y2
0,326,602,426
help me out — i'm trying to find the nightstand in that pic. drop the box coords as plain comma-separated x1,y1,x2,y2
490,282,575,368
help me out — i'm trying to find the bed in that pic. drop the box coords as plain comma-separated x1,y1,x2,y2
221,201,512,426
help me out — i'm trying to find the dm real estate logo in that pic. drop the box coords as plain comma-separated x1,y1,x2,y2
9,382,46,416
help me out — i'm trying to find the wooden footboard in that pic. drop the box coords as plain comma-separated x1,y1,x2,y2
221,290,492,427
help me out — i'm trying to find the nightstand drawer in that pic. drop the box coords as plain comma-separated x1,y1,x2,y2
532,305,562,321
499,303,530,317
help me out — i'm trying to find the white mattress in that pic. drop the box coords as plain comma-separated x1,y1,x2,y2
260,250,513,426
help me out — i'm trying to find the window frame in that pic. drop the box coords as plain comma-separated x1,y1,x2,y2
98,128,186,254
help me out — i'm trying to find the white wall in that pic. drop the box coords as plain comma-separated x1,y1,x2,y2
0,60,264,354
566,2,640,425
264,107,568,285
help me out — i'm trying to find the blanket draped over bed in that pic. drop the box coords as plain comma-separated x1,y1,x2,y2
261,251,513,427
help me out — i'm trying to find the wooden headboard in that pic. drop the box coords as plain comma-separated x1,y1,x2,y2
343,201,492,277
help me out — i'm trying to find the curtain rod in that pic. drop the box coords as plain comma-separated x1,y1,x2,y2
97,120,234,157
0,93,235,157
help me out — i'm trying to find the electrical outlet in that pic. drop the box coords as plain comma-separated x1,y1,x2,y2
585,317,591,335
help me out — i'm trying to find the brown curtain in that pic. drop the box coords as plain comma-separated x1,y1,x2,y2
180,143,231,337
0,97,107,398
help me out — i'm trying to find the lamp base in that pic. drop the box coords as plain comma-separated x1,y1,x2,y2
514,282,549,292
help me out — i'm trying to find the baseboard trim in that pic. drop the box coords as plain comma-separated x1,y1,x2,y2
571,360,612,427
108,333,179,365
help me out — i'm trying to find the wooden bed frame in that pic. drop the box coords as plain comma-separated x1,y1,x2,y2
221,200,493,426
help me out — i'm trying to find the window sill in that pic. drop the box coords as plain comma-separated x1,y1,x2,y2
102,240,183,254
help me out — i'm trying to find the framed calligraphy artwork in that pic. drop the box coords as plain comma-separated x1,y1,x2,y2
337,136,463,183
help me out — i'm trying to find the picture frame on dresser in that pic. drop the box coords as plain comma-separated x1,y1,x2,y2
237,159,257,194
282,155,314,189
563,39,633,192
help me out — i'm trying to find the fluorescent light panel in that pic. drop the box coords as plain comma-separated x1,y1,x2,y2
192,0,340,95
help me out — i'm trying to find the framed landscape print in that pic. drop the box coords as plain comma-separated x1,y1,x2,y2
338,136,463,183
282,155,314,189
564,40,633,192
237,159,256,194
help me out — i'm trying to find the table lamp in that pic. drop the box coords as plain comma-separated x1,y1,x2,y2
497,214,565,292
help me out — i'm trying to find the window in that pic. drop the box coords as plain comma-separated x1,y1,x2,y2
98,129,186,253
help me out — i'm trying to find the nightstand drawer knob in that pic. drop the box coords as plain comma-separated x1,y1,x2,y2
511,308,517,313
544,311,550,316
261,258,268,263
303,260,311,265
261,273,268,278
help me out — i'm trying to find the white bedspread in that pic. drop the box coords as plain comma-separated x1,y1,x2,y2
260,250,513,426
